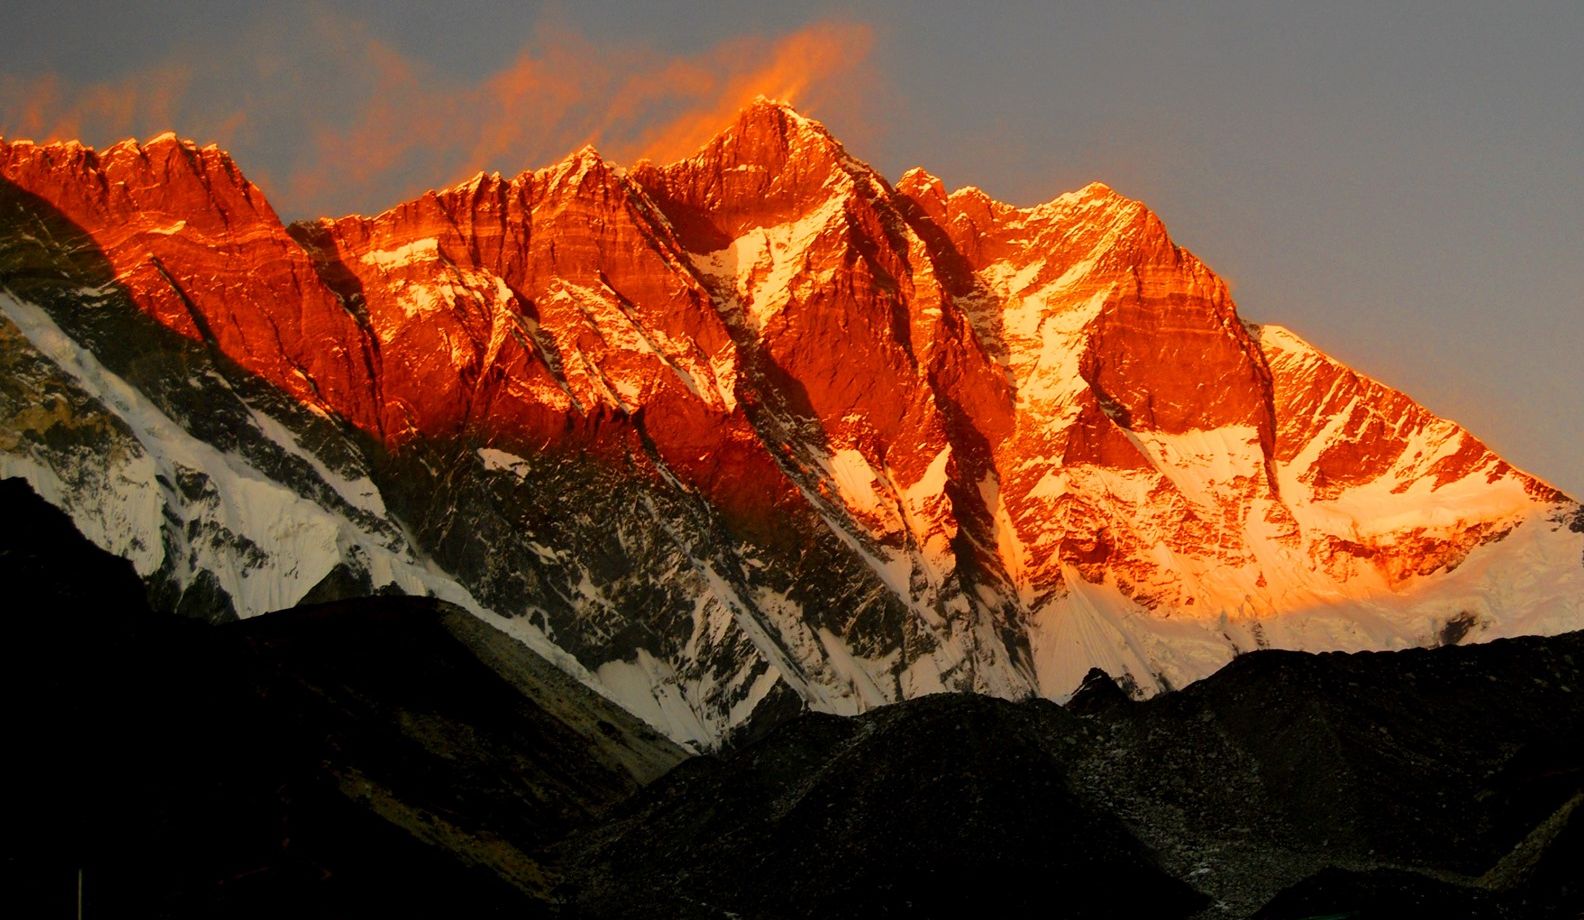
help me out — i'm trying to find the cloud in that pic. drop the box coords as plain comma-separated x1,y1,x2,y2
624,22,875,164
0,64,195,147
0,11,878,219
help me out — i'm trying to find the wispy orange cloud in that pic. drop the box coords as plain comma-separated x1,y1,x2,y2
0,64,196,147
0,12,879,218
625,22,874,163
286,16,876,215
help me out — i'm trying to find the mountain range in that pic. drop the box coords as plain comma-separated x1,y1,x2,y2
1,98,1580,749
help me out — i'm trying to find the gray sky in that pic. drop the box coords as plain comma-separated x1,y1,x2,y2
4,1,1581,496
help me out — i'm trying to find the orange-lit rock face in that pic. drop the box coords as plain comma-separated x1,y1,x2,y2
1,99,1571,675
292,152,734,439
287,143,806,524
0,135,383,433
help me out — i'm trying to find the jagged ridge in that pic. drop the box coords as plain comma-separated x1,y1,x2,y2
1,99,1579,746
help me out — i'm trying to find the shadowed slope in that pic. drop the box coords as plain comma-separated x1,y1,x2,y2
0,477,684,917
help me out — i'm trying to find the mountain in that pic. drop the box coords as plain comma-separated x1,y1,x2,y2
2,99,1580,747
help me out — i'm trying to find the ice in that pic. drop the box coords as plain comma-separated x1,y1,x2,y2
360,237,440,271
245,406,389,516
142,220,188,236
690,191,849,333
477,447,531,479
595,650,713,749
827,448,883,516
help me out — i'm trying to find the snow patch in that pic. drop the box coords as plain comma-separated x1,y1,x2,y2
690,192,849,332
827,448,883,516
360,237,440,271
478,447,531,479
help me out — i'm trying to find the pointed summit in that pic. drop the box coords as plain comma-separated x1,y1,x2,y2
1065,180,1146,217
741,95,817,124
535,142,629,199
895,167,949,222
712,96,840,170
628,98,857,248
897,166,946,200
745,94,799,113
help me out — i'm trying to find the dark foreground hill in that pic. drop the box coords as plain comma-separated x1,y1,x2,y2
0,477,684,917
3,476,1580,917
553,640,1583,919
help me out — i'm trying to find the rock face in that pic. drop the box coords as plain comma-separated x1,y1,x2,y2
0,134,382,429
2,99,1580,746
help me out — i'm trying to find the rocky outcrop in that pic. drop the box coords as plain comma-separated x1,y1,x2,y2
0,135,382,430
